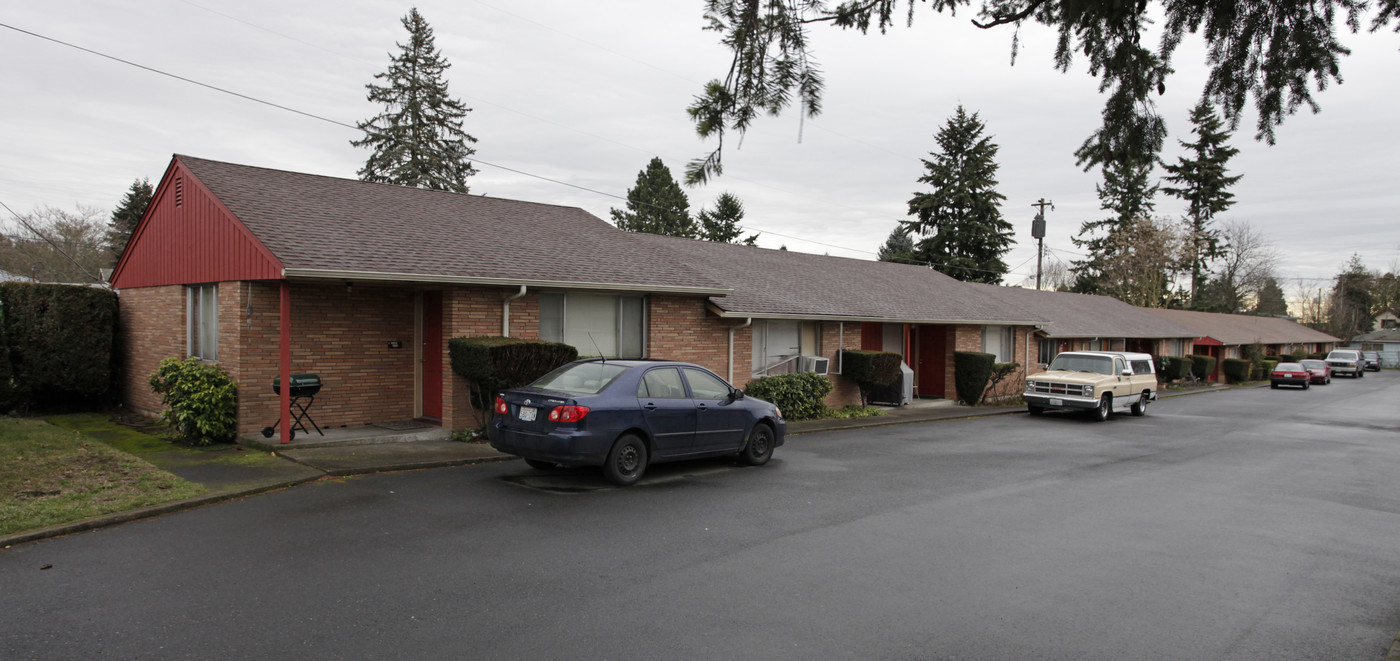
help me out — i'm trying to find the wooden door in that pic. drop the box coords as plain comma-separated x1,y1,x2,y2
420,291,443,420
916,325,948,398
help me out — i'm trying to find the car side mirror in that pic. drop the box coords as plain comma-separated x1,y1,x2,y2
729,388,745,401
1121,369,1132,377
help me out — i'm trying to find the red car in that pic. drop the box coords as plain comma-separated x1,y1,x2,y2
1271,362,1311,389
1300,359,1331,385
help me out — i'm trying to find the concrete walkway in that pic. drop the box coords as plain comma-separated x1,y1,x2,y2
3,384,1234,548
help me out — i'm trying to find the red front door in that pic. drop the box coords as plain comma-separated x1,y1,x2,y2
420,291,443,420
916,325,948,398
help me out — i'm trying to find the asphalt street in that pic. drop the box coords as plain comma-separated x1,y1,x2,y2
4,371,1400,660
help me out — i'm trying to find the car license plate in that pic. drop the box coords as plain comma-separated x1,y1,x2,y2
1049,398,1063,407
518,406,537,422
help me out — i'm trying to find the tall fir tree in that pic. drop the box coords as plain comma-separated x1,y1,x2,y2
105,178,152,260
902,106,1013,284
1070,158,1159,294
877,226,915,263
1253,276,1290,317
1161,100,1242,306
1328,254,1374,341
696,192,757,244
352,8,477,193
610,158,696,238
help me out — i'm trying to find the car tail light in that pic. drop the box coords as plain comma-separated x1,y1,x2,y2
494,396,508,415
549,405,590,423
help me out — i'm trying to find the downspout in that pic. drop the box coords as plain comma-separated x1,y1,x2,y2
729,318,752,384
502,285,527,337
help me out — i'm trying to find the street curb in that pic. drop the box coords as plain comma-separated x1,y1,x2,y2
788,407,1024,436
0,475,322,549
275,451,516,477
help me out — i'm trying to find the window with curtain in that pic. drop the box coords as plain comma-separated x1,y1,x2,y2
982,325,1015,363
187,284,218,361
538,292,645,358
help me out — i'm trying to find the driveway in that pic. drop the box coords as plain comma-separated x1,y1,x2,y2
3,372,1399,659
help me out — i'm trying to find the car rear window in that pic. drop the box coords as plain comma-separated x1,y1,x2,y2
531,362,630,394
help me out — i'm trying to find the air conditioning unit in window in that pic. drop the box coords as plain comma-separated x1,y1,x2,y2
800,355,830,375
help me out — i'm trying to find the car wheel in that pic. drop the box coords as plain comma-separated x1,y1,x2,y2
1302,380,1310,390
738,424,775,466
524,459,557,470
1093,394,1111,422
1027,405,1045,416
1270,382,1279,389
1130,391,1149,416
603,434,648,486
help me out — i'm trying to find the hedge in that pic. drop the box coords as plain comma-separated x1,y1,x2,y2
0,282,118,411
1221,358,1252,383
1163,356,1192,381
954,351,996,406
839,349,902,405
448,337,578,423
1188,354,1217,380
1255,359,1278,380
744,372,832,420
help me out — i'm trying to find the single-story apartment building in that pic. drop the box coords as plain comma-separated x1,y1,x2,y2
112,155,1055,438
1141,308,1340,381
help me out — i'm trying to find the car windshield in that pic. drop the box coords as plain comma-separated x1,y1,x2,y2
1327,351,1356,359
1300,360,1325,369
1276,363,1303,371
1048,354,1114,375
530,361,631,394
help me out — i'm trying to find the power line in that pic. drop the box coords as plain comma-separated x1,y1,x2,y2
0,198,104,284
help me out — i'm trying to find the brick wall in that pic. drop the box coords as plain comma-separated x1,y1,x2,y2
823,322,863,407
117,285,186,418
648,295,732,375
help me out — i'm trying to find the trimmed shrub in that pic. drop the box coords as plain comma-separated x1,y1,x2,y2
1152,354,1167,379
1263,355,1283,365
954,351,996,406
1255,359,1278,380
983,362,1022,402
744,372,832,420
449,336,578,425
1188,354,1217,380
1163,356,1192,381
1222,358,1251,383
148,357,238,446
1307,352,1327,360
0,282,118,410
839,349,902,405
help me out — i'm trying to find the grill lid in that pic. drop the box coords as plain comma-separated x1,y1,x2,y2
273,373,322,389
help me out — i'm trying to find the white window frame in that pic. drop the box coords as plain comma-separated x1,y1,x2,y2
982,325,1015,363
186,283,218,361
538,292,647,359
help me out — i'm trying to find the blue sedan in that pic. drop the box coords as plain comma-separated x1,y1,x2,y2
488,359,786,486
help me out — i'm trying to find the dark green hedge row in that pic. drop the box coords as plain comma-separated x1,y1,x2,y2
0,282,118,412
839,349,902,404
1188,354,1217,380
1221,358,1252,383
954,351,996,406
744,371,832,420
448,336,578,413
1163,356,1192,381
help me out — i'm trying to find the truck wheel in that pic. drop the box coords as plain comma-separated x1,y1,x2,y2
1027,405,1045,416
1130,391,1150,416
1093,394,1111,422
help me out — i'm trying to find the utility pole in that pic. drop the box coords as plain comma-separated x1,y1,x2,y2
1031,198,1054,290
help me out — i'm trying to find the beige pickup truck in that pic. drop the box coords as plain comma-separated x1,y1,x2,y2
1024,351,1158,421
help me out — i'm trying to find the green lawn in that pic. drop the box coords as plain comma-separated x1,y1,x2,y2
0,418,205,536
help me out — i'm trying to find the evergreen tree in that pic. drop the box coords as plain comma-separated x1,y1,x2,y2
877,226,915,263
1070,158,1159,293
696,192,757,244
1253,276,1290,317
352,8,477,193
105,178,152,260
610,158,696,238
902,106,1013,284
1161,100,1243,305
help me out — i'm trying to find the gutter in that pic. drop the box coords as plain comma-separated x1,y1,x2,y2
281,268,732,297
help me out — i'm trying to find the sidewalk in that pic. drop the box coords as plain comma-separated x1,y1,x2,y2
4,384,1235,547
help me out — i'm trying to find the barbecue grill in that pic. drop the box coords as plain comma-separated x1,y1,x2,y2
261,373,324,440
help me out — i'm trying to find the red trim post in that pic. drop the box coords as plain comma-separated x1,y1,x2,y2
280,281,292,444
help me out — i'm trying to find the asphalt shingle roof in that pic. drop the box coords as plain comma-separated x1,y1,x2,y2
177,155,728,293
964,284,1199,338
1142,308,1340,345
631,234,1047,324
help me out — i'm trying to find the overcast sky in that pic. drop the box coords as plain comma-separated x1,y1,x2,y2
3,0,1396,298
